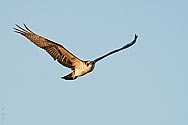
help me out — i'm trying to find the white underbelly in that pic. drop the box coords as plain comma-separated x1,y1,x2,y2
74,68,89,76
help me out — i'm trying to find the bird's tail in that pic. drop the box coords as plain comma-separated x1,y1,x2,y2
61,72,78,80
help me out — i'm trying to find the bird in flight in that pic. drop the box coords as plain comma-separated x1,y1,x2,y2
14,24,138,80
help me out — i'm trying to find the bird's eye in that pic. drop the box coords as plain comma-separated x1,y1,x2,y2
86,63,90,66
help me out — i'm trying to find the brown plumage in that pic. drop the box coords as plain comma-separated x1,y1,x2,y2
14,24,138,80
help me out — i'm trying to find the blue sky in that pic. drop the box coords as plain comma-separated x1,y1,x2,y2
0,0,188,125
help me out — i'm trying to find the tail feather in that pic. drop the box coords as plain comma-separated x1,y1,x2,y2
61,72,77,80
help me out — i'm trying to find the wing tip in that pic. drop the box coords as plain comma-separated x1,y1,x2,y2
13,23,34,35
129,34,138,46
134,34,138,41
135,34,138,39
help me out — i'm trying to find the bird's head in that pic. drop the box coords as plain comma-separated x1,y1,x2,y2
85,61,95,71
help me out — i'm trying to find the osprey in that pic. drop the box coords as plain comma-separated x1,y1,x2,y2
14,24,138,80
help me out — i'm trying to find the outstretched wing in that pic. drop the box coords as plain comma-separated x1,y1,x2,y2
94,34,138,63
14,24,83,69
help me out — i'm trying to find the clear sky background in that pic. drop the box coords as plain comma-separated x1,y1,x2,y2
0,0,188,125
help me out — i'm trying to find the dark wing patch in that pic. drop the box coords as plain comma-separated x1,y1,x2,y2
44,45,74,68
94,34,138,63
14,24,83,69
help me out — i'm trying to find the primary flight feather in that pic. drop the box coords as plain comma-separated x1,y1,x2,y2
14,24,138,80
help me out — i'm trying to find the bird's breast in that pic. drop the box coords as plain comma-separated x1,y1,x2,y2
74,63,94,77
